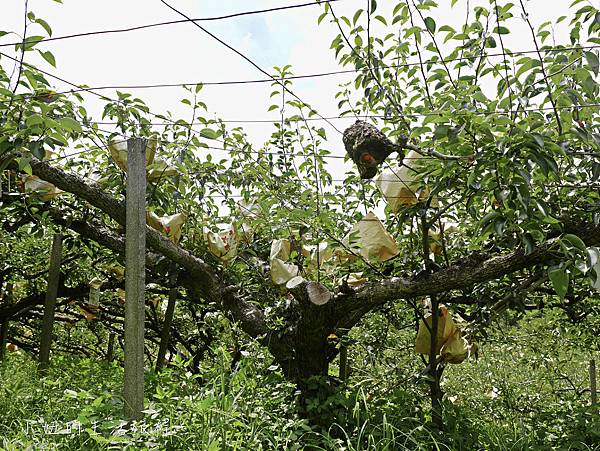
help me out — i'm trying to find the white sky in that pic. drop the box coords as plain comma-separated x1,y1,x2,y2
0,0,584,187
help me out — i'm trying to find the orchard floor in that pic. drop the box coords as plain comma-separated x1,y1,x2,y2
0,310,598,450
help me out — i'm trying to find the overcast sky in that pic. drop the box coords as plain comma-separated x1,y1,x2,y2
1,0,583,183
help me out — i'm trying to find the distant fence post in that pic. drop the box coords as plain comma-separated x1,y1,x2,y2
156,265,178,371
38,233,63,375
123,137,147,420
339,344,348,381
0,283,12,362
106,332,116,363
591,359,597,407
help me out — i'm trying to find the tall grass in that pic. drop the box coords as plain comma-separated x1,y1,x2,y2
0,310,598,450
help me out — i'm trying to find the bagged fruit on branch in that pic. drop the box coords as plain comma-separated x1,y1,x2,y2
415,304,457,355
22,175,63,201
108,136,158,172
375,149,438,211
205,225,238,263
341,211,399,263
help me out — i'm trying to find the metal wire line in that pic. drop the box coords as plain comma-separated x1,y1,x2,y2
0,50,339,160
85,103,600,124
0,0,342,49
157,0,343,135
2,40,598,167
3,44,597,99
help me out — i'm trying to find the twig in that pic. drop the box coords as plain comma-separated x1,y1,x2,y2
406,1,433,108
411,0,457,90
5,0,29,118
518,0,563,135
328,3,411,131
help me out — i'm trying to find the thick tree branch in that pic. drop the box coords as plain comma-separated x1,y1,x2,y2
28,157,220,295
18,158,280,355
334,223,600,330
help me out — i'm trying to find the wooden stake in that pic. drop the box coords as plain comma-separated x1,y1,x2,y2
591,359,597,407
123,138,147,420
38,233,63,374
156,265,178,371
106,332,116,363
339,344,348,381
0,283,12,362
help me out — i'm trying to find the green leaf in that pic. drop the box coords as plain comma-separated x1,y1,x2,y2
200,128,218,140
38,50,56,67
424,17,436,34
353,9,363,26
585,51,599,76
562,233,586,252
522,233,535,254
18,156,33,175
20,35,45,50
59,117,82,133
22,163,32,175
494,217,506,236
486,36,497,48
530,132,544,149
317,11,328,25
25,114,44,127
434,125,449,138
548,268,569,300
374,15,387,25
35,18,53,36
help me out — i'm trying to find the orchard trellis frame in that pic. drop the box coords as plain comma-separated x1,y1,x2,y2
1,0,599,430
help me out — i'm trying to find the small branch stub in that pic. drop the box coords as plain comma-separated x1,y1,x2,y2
288,279,332,306
306,281,331,306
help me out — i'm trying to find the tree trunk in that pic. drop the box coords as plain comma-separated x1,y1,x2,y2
292,339,333,426
281,311,337,426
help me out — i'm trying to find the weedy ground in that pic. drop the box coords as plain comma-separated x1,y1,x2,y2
0,310,598,450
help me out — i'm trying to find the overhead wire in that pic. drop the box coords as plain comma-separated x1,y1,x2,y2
0,0,343,49
2,5,597,192
82,103,600,125
1,44,597,100
157,0,343,135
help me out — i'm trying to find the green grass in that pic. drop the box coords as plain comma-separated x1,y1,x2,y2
0,311,598,450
